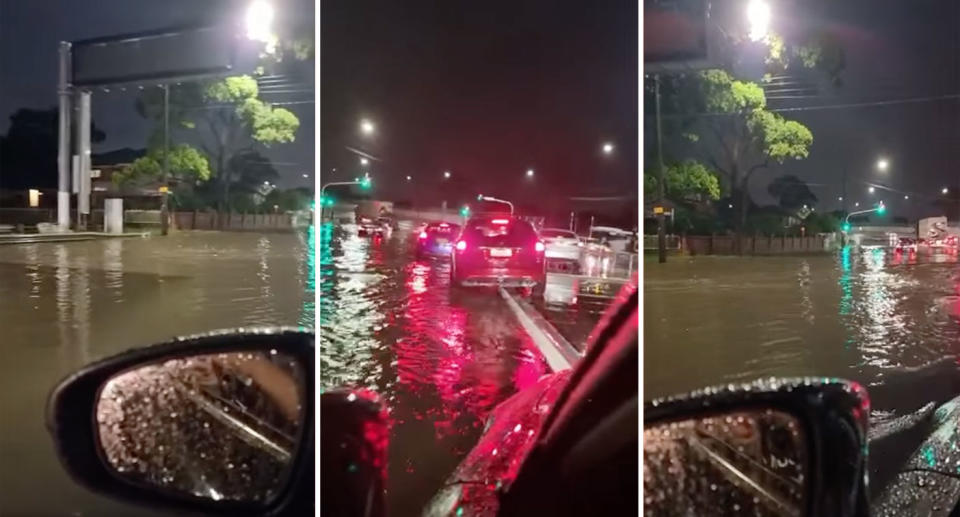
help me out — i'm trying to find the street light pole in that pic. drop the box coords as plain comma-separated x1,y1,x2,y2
160,84,170,236
477,195,514,215
57,41,72,231
654,74,667,263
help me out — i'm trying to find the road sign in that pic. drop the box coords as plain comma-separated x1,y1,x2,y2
71,25,236,87
159,186,169,194
653,206,664,214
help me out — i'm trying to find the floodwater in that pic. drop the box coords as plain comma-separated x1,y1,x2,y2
319,220,555,516
0,230,313,516
644,247,960,493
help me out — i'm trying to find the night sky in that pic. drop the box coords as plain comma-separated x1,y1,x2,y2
321,0,639,209
649,0,960,221
0,0,314,190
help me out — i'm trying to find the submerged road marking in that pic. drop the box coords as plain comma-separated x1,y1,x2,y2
499,287,582,372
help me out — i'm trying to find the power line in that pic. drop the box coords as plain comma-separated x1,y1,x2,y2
661,92,960,119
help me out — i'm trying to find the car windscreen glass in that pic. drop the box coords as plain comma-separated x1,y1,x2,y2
466,220,536,247
541,230,576,239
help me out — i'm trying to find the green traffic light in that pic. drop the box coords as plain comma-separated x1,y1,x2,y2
842,223,851,232
876,204,886,215
460,205,470,217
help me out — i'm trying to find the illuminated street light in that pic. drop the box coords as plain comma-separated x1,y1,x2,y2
602,142,614,154
526,169,535,178
868,186,875,194
904,195,909,200
747,0,771,42
944,187,950,195
854,202,860,207
360,119,375,136
245,1,275,43
877,158,889,171
443,171,451,179
360,157,369,166
302,173,309,178
406,175,412,181
838,196,843,201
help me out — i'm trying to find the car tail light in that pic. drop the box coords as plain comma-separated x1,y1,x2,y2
535,241,545,253
456,240,467,251
419,231,427,239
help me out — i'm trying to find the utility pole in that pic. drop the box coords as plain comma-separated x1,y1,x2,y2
160,84,170,236
57,42,72,231
654,74,667,263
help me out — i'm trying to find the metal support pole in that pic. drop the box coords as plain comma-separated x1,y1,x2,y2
75,90,91,230
161,84,170,235
654,74,667,263
57,42,72,230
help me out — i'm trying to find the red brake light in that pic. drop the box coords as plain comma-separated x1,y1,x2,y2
535,241,545,252
419,231,427,239
491,219,510,225
456,240,467,251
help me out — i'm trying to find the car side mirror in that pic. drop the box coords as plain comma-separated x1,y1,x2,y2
644,378,870,517
46,328,314,517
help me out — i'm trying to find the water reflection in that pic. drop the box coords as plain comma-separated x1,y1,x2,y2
0,233,313,515
318,221,548,516
646,249,960,405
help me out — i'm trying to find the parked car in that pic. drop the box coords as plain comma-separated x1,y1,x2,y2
588,226,633,253
538,228,583,261
416,222,461,258
450,215,546,292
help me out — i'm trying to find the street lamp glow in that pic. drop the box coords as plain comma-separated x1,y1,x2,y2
302,173,309,178
245,1,275,43
602,142,614,154
944,187,950,195
838,196,843,201
360,157,369,165
406,175,412,181
854,202,860,207
904,195,909,200
360,119,375,135
877,158,889,171
443,171,451,179
746,0,771,42
868,186,875,193
526,169,534,178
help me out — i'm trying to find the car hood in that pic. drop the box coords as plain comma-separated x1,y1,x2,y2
423,370,572,517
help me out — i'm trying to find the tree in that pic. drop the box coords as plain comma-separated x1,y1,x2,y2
113,145,211,188
135,76,299,209
645,160,721,202
768,174,817,211
686,70,813,230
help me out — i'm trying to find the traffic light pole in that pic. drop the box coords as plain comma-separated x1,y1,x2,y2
654,74,667,264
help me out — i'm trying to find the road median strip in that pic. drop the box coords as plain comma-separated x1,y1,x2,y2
499,286,582,372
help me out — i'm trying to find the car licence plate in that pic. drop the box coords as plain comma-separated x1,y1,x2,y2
490,248,512,257
436,238,448,245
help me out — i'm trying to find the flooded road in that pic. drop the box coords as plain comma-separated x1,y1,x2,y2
319,221,554,516
644,247,960,492
0,231,313,516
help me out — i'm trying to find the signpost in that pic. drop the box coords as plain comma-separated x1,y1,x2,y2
57,24,238,232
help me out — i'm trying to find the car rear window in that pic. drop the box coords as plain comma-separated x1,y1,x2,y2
465,219,537,246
